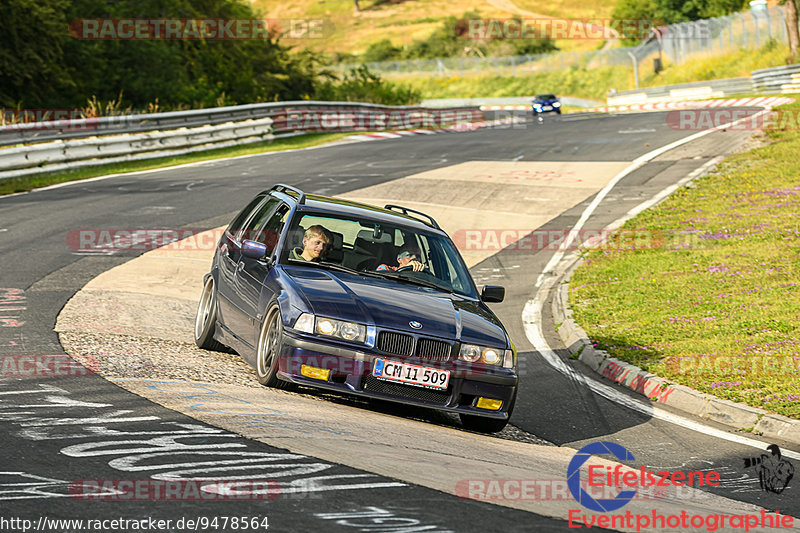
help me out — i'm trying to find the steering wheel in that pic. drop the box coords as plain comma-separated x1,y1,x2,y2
396,264,429,273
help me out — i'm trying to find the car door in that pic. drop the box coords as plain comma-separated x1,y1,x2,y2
236,203,290,346
218,196,279,338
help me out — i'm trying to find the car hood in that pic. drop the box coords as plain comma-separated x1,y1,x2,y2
284,266,507,347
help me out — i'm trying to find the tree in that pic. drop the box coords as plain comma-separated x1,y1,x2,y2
785,0,799,63
0,0,73,108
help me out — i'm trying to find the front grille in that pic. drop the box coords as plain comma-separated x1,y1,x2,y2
376,331,413,356
415,338,452,362
362,376,451,404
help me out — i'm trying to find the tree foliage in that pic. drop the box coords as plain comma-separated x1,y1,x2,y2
358,12,557,63
1,0,390,110
612,0,749,27
313,65,420,105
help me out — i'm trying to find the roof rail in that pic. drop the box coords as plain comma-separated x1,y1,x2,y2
271,183,306,204
384,204,441,230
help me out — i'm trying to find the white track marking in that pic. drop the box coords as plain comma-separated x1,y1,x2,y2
523,108,800,457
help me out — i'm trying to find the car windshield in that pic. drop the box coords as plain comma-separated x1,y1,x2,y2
283,212,478,298
535,94,556,100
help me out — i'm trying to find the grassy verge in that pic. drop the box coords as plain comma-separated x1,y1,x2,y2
400,40,788,102
0,133,352,196
568,96,800,419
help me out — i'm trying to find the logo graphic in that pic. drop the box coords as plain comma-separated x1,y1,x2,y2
567,441,637,512
409,321,422,329
744,444,794,494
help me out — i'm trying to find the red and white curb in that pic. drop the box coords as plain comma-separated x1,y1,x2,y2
341,116,526,142
584,96,794,113
480,105,533,111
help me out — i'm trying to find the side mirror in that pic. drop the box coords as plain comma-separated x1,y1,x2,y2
241,240,268,261
481,285,505,303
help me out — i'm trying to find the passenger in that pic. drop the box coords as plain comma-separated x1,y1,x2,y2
290,225,332,262
377,247,425,272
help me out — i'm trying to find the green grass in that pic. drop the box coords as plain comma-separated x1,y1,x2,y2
569,96,800,419
254,0,613,54
399,40,789,102
0,133,352,196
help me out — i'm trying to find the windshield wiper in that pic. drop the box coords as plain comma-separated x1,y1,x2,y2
291,260,385,279
372,271,453,293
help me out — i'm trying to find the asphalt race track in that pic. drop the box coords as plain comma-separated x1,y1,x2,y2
1,109,798,532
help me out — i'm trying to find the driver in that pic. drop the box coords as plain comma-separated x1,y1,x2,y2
377,247,425,272
290,225,332,262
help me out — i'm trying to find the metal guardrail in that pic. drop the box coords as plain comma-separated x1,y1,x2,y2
0,103,485,180
0,101,480,147
752,64,800,93
608,63,800,105
608,77,754,105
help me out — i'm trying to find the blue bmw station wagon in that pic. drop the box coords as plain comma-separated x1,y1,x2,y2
194,184,517,432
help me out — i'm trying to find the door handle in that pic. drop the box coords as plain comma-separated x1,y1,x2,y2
237,261,244,272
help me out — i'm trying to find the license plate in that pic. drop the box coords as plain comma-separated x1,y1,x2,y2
542,105,552,111
372,359,450,390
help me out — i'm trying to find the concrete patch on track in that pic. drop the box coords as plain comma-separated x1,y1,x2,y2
341,160,631,266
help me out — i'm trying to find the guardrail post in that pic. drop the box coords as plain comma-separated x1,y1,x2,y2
776,6,787,41
765,7,773,39
752,11,760,46
729,16,735,47
627,51,639,89
738,13,748,47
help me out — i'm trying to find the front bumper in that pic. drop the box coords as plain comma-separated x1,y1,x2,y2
278,331,517,419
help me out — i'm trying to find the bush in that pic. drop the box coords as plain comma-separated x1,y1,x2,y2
314,65,420,105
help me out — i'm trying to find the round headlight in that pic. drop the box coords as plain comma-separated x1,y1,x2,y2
483,348,501,365
317,319,335,335
460,344,481,362
339,322,360,340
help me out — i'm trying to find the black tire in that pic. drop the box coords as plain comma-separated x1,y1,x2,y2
256,305,292,390
459,392,516,433
194,277,226,352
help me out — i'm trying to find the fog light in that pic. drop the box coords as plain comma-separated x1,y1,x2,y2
300,365,330,381
476,397,503,411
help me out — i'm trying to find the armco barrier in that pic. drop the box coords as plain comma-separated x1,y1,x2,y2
608,77,753,106
752,63,800,93
0,103,484,180
0,101,477,147
608,63,800,105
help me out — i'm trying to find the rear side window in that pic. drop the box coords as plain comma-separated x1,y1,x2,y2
227,193,267,239
239,198,279,242
251,204,290,257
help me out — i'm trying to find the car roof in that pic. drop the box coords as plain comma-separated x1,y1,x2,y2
269,189,446,234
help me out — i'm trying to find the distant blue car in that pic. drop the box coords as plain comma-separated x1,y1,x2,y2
532,93,561,115
194,184,518,432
